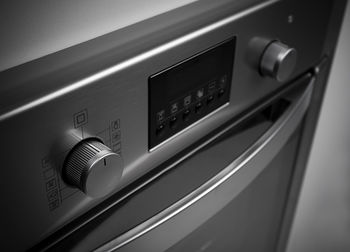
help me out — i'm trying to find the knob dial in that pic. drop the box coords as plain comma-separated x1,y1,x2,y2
63,138,123,198
260,41,297,82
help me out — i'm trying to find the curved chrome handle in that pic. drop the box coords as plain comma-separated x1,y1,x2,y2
96,76,315,252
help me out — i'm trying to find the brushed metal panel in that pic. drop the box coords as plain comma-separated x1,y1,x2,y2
0,0,199,72
0,0,336,250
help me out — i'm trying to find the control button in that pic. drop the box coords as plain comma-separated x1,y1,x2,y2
219,74,227,86
196,88,204,99
156,123,165,136
170,103,179,114
169,116,178,129
218,88,225,98
184,95,192,107
195,102,203,114
260,41,297,82
63,138,123,198
157,110,165,122
207,95,214,105
183,109,191,121
208,81,216,92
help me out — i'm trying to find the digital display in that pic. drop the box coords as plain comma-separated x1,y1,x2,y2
149,37,235,149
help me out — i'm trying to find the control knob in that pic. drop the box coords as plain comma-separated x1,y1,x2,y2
260,41,297,82
63,138,123,198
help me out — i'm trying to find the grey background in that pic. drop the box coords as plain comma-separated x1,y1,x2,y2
287,2,350,252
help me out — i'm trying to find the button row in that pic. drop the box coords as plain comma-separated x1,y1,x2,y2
156,76,227,124
156,89,226,137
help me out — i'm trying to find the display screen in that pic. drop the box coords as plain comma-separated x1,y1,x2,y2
149,37,235,149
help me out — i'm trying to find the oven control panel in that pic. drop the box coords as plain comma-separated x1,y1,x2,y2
149,38,235,150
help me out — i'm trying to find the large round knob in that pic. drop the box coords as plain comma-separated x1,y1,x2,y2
63,138,123,198
260,41,297,82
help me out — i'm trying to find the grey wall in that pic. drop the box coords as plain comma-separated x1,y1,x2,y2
287,3,350,252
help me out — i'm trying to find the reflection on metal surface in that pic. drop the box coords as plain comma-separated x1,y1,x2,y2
0,0,277,122
0,0,200,72
95,77,315,251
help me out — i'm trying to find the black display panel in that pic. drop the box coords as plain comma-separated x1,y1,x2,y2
149,37,235,149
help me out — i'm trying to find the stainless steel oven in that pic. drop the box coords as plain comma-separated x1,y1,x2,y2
47,73,316,252
0,0,347,251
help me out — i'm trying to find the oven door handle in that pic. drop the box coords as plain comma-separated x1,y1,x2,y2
96,76,315,252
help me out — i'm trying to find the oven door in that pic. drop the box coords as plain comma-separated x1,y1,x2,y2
46,72,314,252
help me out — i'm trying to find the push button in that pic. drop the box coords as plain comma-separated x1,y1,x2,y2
169,116,178,129
183,95,192,107
196,88,204,99
208,81,216,92
156,123,165,136
218,88,225,98
183,109,191,121
207,95,214,105
170,103,178,114
195,102,203,114
157,110,165,122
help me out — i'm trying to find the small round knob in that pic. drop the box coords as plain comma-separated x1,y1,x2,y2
260,41,297,82
63,138,123,198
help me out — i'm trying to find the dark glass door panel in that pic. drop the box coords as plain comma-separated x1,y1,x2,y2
166,128,301,252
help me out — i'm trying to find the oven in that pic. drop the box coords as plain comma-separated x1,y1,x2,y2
0,0,347,251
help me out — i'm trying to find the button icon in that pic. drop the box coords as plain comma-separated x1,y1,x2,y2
156,123,165,137
43,168,55,180
196,88,204,99
41,157,51,169
48,199,60,211
111,119,120,131
218,88,225,98
208,81,216,91
195,102,203,114
157,110,165,122
184,95,192,106
207,95,214,105
74,109,88,128
46,179,57,192
183,109,191,121
219,75,227,87
112,142,122,154
47,189,59,202
169,116,178,129
171,103,178,114
111,130,121,142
